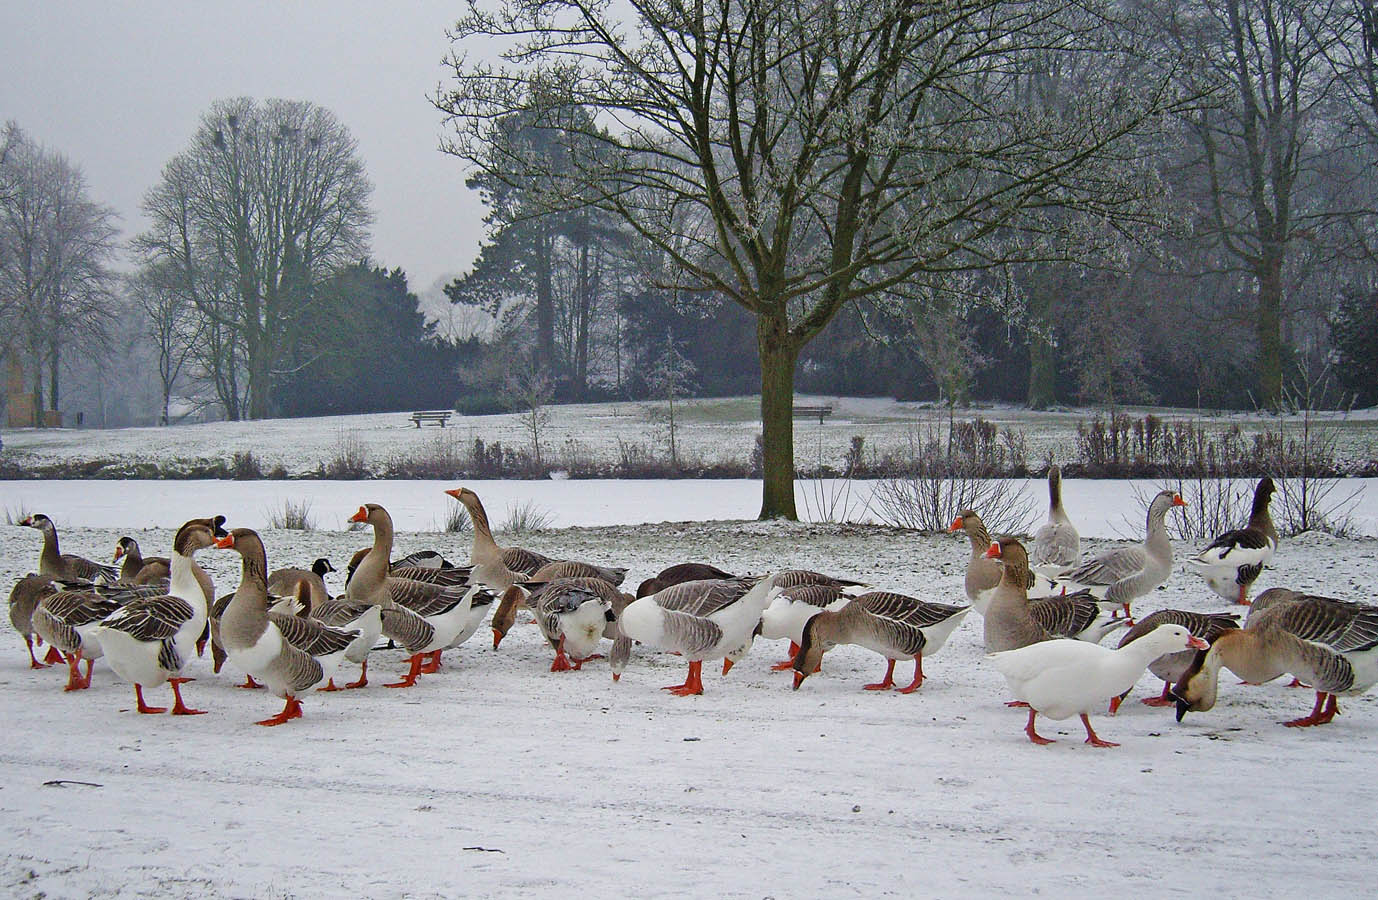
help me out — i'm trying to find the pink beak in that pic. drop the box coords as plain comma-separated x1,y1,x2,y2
1188,635,1209,650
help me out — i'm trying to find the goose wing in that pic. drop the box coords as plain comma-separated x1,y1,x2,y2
777,584,844,609
654,578,756,617
389,565,474,586
387,578,467,617
501,547,554,576
1273,597,1378,654
1063,545,1148,586
268,611,359,656
101,596,196,641
311,597,377,628
658,608,724,657
1029,593,1102,638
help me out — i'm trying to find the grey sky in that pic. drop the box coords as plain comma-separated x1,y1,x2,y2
1,0,484,293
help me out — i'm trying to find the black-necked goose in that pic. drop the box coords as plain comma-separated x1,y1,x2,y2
790,592,969,693
215,528,359,725
267,557,335,613
20,514,118,583
1031,465,1080,570
1059,490,1186,619
1184,477,1278,605
113,536,171,586
1174,593,1378,727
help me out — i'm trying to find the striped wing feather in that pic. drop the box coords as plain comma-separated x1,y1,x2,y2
102,596,195,641
268,611,359,656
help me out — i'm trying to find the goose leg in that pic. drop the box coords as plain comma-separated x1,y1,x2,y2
771,642,801,671
238,675,264,689
1024,709,1054,745
134,684,167,714
1283,691,1330,727
25,636,50,669
168,678,206,715
62,652,85,692
256,695,303,726
1081,714,1119,748
570,653,603,671
80,657,94,689
344,660,369,689
896,656,925,694
385,653,426,688
864,659,897,691
43,644,65,665
663,660,704,696
1236,583,1250,606
420,649,443,674
1141,681,1175,707
550,636,573,672
1315,694,1340,724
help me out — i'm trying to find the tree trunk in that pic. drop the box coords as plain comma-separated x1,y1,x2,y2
1256,247,1284,408
757,313,799,520
47,344,59,413
1027,289,1056,409
535,225,556,387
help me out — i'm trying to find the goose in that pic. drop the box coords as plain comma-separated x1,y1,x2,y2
1107,610,1240,713
982,537,1126,654
344,548,474,587
214,528,359,725
1031,465,1080,569
491,560,631,648
113,536,171,586
9,573,59,668
267,558,335,612
1184,477,1278,605
91,519,220,715
949,511,1061,614
445,486,557,581
619,575,783,695
1173,593,1378,728
1058,490,1186,619
636,562,736,598
20,514,118,583
790,592,970,693
759,584,849,670
989,624,1206,747
347,503,479,687
526,577,627,672
31,586,123,690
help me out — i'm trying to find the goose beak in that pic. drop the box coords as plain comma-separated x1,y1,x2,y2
18,516,33,527
214,535,235,549
1187,635,1209,650
948,517,964,532
721,658,734,676
1174,695,1191,722
491,627,505,650
984,541,1001,559
1172,494,1187,507
348,506,369,523
792,670,805,690
1108,694,1124,715
444,488,462,499
612,672,620,682
112,547,125,562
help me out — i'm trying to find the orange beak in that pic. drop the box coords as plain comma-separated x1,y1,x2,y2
1188,635,1209,650
1108,694,1123,715
112,546,125,562
444,488,462,499
214,534,235,549
612,672,620,682
984,541,1001,559
948,517,964,532
491,627,505,650
1172,494,1187,507
348,505,369,523
792,670,805,690
721,658,734,676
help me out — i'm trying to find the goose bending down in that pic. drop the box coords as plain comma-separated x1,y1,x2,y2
267,558,336,611
950,511,1060,614
619,575,783,695
1107,610,1240,713
989,624,1206,747
215,528,359,725
790,592,970,693
1173,593,1378,728
1031,465,1080,569
1184,477,1278,605
31,586,124,691
760,584,849,670
1058,490,1186,619
20,514,118,583
636,563,736,598
525,577,629,672
91,519,220,715
982,537,1126,654
445,486,556,579
347,503,479,687
114,537,171,586
9,573,59,668
491,560,631,648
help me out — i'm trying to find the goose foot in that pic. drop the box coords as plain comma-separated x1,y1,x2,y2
864,659,897,691
1081,714,1119,747
1025,709,1054,745
256,696,303,726
570,654,602,671
344,661,369,689
169,679,206,716
662,660,703,696
238,676,264,689
134,684,166,714
1141,682,1175,707
1286,677,1307,688
1005,700,1030,708
895,656,924,694
26,637,51,668
771,642,801,671
550,638,572,672
1284,692,1338,727
1236,584,1251,606
62,652,86,691
43,644,65,665
317,679,341,692
419,650,443,674
385,654,425,688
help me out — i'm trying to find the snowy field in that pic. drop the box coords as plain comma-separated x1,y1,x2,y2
3,496,1377,897
4,394,1376,476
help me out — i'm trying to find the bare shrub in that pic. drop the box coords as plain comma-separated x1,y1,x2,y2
1131,479,1252,543
231,450,262,480
265,498,315,531
501,500,553,536
4,504,31,525
324,430,370,479
798,434,868,523
438,497,472,534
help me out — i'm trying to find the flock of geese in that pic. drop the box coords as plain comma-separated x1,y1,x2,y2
7,472,1376,747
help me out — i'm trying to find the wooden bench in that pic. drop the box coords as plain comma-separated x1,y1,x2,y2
792,404,834,424
409,410,452,428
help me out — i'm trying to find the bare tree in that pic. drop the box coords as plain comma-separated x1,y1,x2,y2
137,98,373,420
128,263,200,424
438,0,1188,518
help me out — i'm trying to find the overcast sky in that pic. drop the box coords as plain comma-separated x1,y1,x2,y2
1,1,485,293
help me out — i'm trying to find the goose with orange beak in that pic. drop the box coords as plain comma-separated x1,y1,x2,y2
1057,490,1187,621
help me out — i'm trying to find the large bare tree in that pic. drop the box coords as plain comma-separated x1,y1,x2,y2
437,0,1187,517
137,98,373,420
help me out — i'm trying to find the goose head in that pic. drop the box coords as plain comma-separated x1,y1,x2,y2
311,557,336,578
948,510,979,534
1172,646,1219,721
113,536,138,562
1148,490,1187,519
444,487,479,509
18,513,54,534
791,614,833,690
985,536,1030,584
172,519,220,557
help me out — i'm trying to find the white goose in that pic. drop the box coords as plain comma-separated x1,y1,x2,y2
759,583,851,670
988,623,1206,747
619,575,783,695
92,519,219,715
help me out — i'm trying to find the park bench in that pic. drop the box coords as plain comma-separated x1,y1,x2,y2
409,410,453,428
791,404,834,424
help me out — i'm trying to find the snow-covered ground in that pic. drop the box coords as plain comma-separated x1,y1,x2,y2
3,499,1377,897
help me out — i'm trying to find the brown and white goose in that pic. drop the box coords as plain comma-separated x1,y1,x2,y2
949,510,1060,614
491,559,635,649
982,537,1126,654
445,486,556,582
267,558,335,612
1184,477,1278,605
1174,593,1378,728
1031,465,1080,570
9,573,59,668
31,585,124,690
20,514,118,583
790,592,970,694
1058,490,1186,619
92,519,220,715
113,536,171,586
1107,609,1240,713
215,528,359,725
347,503,480,687
524,577,629,672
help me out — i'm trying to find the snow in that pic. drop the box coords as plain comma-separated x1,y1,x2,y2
3,487,1378,896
